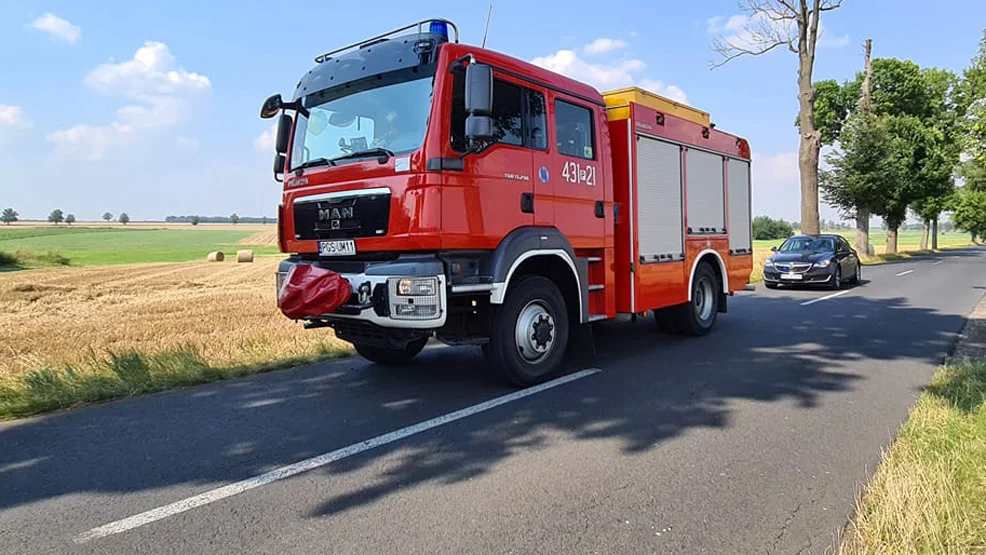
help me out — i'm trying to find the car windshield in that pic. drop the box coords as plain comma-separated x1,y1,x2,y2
290,74,434,170
778,237,835,253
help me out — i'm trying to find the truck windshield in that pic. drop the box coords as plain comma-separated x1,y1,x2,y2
291,74,434,170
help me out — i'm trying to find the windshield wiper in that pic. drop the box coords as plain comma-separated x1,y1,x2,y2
293,157,336,172
329,148,395,165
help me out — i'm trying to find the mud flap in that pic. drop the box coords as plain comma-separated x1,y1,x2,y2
565,322,597,367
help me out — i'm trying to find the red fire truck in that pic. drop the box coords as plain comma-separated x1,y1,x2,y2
261,19,753,386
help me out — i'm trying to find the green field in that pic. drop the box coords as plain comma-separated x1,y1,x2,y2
752,229,973,250
0,227,279,266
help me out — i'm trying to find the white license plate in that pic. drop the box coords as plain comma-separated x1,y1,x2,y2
318,240,356,256
781,272,803,280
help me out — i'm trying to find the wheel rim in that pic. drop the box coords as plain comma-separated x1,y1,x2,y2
694,277,715,322
856,264,861,281
515,300,556,363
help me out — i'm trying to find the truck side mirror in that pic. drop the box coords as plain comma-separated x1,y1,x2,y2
273,153,286,182
261,94,283,119
275,114,292,154
464,63,493,144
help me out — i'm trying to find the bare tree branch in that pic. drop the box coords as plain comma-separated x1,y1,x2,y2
709,38,792,69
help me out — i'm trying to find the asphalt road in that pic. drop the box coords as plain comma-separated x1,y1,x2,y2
2,247,984,555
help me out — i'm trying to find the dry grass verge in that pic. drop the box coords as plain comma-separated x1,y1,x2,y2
0,259,352,418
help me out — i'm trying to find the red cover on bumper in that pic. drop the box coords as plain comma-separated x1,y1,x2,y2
278,265,353,320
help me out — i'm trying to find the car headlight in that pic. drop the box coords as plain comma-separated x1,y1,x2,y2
395,277,437,296
814,259,831,268
764,259,774,267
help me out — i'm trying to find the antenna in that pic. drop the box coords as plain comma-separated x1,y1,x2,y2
482,4,493,48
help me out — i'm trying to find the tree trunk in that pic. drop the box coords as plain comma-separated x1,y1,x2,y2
886,227,899,254
931,218,938,250
796,10,821,236
855,206,870,255
919,221,930,251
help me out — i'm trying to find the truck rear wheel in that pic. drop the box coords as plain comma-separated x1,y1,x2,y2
486,275,569,387
673,262,719,336
355,337,428,366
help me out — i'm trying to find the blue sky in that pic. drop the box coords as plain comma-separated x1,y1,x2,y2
1,0,984,221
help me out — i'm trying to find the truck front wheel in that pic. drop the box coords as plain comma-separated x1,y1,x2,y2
486,275,569,387
355,337,428,366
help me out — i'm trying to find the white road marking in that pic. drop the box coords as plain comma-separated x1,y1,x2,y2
73,368,601,544
933,260,944,266
896,270,914,276
800,290,851,306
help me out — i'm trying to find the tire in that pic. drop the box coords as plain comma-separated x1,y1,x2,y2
829,265,842,290
485,275,569,387
355,337,427,365
851,262,861,284
654,307,681,334
672,262,719,336
765,282,779,289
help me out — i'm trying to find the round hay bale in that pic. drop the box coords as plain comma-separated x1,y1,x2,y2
207,251,225,262
236,249,254,263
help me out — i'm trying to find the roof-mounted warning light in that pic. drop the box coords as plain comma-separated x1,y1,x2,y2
313,18,458,64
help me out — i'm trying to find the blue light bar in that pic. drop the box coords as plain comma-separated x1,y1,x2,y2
429,20,449,40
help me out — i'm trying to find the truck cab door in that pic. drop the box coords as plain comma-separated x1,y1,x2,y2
441,72,534,248
549,97,606,248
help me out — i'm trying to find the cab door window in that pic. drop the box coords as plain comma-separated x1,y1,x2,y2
449,71,545,152
554,100,596,160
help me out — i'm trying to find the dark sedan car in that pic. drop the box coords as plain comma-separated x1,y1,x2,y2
763,234,861,290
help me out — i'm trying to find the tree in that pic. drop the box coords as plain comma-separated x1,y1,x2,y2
190,215,200,226
65,214,76,225
118,212,130,225
752,215,795,240
952,188,986,242
48,209,64,225
261,215,268,225
102,212,113,222
1,208,17,225
712,0,844,236
229,213,240,225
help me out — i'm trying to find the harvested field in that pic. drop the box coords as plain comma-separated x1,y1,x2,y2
0,259,350,388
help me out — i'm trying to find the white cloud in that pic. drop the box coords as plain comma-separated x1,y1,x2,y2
531,48,687,103
0,105,32,128
638,79,689,104
583,38,627,55
47,42,210,160
27,13,81,45
254,124,277,152
708,10,847,52
177,136,199,150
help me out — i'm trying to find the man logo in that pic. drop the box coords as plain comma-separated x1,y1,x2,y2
318,207,354,221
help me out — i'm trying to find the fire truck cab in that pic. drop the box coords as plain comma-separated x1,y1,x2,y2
262,20,753,386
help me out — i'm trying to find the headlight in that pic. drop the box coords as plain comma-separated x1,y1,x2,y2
388,277,441,320
395,277,437,296
764,259,774,267
814,259,831,268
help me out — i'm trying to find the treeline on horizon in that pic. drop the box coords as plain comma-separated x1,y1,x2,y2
164,215,275,223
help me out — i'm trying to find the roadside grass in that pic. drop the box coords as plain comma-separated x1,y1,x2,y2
840,359,986,555
0,227,279,266
0,343,350,419
0,249,71,271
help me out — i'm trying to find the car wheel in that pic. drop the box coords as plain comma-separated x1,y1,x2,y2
830,266,842,290
851,262,861,284
765,282,779,289
355,337,428,365
486,275,569,387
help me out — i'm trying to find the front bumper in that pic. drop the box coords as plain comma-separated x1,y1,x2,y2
277,256,447,329
763,266,833,285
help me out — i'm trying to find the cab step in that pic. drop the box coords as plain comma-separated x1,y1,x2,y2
586,314,607,322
